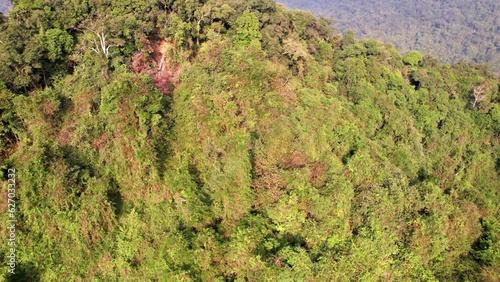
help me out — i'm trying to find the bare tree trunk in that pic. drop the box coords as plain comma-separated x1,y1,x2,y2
472,82,488,108
88,28,115,58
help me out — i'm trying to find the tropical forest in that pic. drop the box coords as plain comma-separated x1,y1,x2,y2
280,0,500,73
0,0,499,281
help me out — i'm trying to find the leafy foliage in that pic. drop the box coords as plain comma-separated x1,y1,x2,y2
403,50,423,67
0,0,499,281
280,0,500,73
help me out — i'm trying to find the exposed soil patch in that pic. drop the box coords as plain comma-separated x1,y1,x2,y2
132,36,181,95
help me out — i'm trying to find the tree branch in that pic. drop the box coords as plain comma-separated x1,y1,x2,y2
472,82,489,108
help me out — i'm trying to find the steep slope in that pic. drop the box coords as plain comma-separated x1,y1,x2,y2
0,0,499,281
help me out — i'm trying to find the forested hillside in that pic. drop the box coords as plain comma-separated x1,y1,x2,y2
279,0,500,73
0,0,499,281
0,0,11,15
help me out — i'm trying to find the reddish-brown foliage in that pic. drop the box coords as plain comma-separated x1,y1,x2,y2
283,151,307,169
131,37,181,96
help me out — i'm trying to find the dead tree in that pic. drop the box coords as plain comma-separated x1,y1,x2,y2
195,6,212,45
472,82,489,108
87,28,116,58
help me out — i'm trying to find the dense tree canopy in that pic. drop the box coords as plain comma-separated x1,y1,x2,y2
0,0,499,281
279,0,500,73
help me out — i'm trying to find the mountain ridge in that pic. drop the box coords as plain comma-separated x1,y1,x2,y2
279,0,500,73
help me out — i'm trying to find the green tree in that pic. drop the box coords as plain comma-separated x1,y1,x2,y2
233,11,262,49
403,50,423,66
471,218,500,266
45,28,74,62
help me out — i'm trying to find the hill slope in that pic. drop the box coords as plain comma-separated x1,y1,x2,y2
279,0,500,73
0,0,499,280
0,0,10,15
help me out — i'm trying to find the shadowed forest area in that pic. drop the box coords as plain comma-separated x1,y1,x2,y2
0,0,499,280
279,0,500,73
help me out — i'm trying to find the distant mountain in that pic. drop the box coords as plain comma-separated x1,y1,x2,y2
278,0,500,72
0,0,11,15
